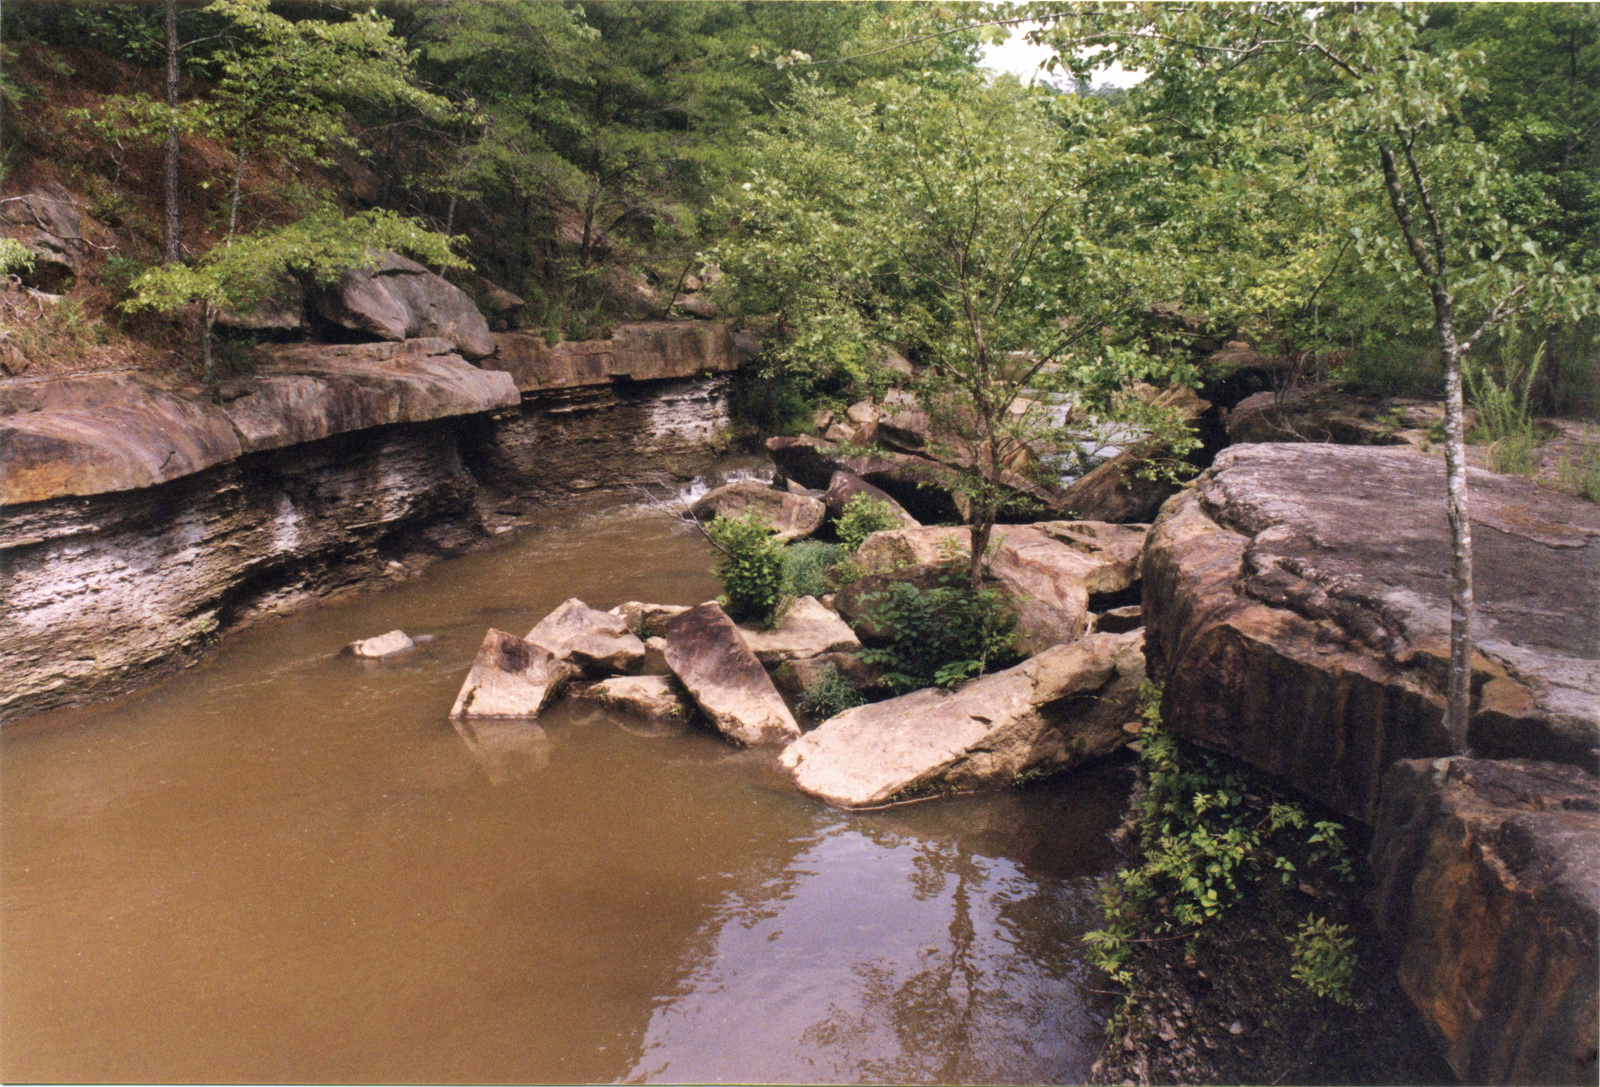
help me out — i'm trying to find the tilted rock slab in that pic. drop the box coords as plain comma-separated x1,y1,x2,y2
1369,757,1598,1087
527,597,646,674
780,631,1145,809
689,478,826,541
450,629,576,718
737,596,861,665
663,602,800,746
1144,443,1600,825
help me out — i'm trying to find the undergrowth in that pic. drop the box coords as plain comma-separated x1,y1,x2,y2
1084,683,1359,1023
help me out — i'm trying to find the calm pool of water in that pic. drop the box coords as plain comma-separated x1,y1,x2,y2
1,500,1128,1083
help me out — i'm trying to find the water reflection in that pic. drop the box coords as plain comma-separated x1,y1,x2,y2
627,778,1127,1085
1,493,1129,1085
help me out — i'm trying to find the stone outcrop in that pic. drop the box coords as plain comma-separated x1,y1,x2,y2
1369,757,1598,1087
779,631,1145,808
481,322,745,393
0,338,518,504
609,601,690,638
1144,443,1599,824
307,251,495,359
663,602,800,746
0,181,94,292
341,630,415,659
689,478,826,541
737,596,861,664
449,628,576,718
526,597,646,674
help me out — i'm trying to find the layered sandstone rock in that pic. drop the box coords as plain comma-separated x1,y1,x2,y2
1369,757,1599,1086
482,321,743,393
736,596,861,665
449,629,576,718
780,631,1145,809
526,597,646,674
1144,443,1599,825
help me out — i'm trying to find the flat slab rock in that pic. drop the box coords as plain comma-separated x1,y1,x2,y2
527,597,645,674
780,631,1145,808
664,601,799,746
689,478,826,541
737,595,861,664
1144,443,1600,823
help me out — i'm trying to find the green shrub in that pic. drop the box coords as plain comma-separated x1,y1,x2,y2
797,664,866,721
1289,915,1358,1006
1466,340,1546,475
704,512,785,624
780,539,842,601
856,568,1018,693
835,492,901,552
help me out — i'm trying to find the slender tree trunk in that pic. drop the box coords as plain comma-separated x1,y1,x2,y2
1379,141,1475,752
163,0,181,264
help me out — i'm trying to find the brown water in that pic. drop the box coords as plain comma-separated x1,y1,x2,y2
1,498,1129,1084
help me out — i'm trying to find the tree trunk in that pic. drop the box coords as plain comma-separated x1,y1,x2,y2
163,0,181,264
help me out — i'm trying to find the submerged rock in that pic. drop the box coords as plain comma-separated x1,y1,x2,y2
449,629,576,718
780,631,1144,808
527,597,645,674
663,602,800,746
341,629,415,659
1369,757,1599,1086
577,675,692,731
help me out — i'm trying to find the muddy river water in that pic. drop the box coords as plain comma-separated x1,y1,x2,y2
1,498,1131,1084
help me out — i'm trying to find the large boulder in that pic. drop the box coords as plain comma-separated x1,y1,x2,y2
308,251,495,359
821,470,919,529
1369,757,1598,1087
689,478,826,541
449,629,576,718
1144,443,1600,824
737,596,861,664
527,597,646,674
767,435,968,524
779,631,1145,808
0,182,92,291
609,601,690,638
663,602,800,746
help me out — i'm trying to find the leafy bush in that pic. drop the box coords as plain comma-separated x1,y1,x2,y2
856,569,1017,692
0,238,36,278
797,664,866,721
704,512,785,624
780,539,842,601
835,492,901,552
1465,340,1546,475
1289,915,1357,1005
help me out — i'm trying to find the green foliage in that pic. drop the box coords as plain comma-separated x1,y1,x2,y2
856,568,1017,693
779,539,842,602
0,238,36,278
1084,683,1356,1003
797,664,866,722
1289,915,1358,1006
703,511,785,625
729,367,818,437
1465,338,1545,475
835,493,900,553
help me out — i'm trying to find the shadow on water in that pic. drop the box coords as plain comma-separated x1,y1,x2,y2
1,493,1131,1084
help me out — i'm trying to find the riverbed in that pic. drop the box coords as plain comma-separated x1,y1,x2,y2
1,497,1130,1084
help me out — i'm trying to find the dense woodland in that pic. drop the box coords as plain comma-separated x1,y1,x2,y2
2,1,1597,753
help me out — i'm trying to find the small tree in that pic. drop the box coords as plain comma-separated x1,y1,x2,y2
121,207,467,388
721,75,1195,592
1029,1,1594,750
